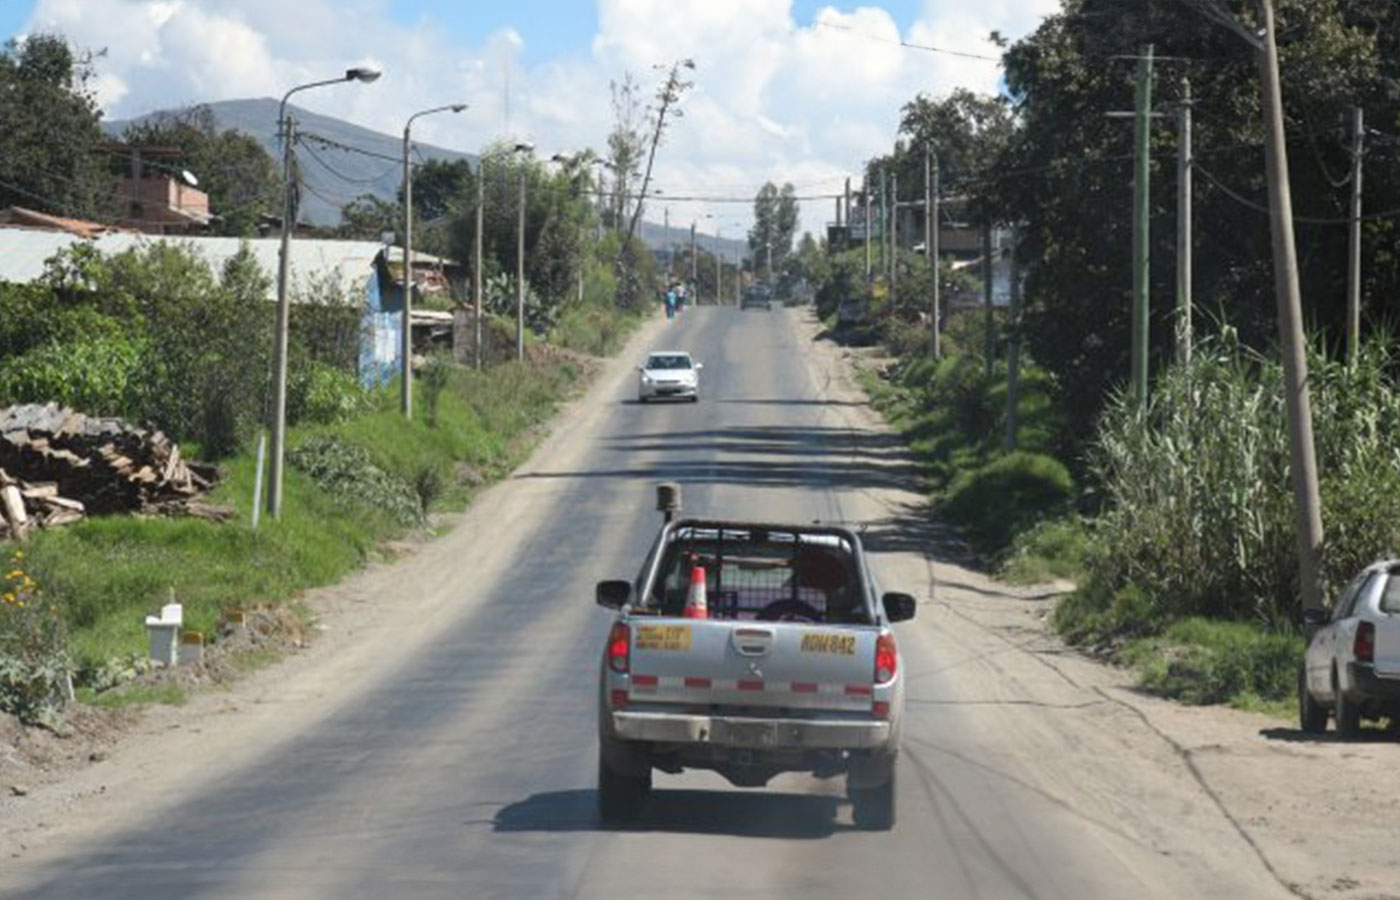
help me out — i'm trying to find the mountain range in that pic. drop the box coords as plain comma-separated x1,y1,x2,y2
102,98,749,259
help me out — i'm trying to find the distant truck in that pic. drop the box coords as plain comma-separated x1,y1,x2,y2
595,493,916,829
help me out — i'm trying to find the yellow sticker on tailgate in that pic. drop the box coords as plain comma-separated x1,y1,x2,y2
635,624,692,651
800,632,857,655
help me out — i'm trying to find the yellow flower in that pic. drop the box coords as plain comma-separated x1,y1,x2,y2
2,593,13,604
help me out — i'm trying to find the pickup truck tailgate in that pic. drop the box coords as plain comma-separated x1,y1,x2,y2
627,618,877,712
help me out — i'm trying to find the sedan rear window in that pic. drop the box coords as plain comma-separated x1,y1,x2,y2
647,355,692,370
1381,575,1400,614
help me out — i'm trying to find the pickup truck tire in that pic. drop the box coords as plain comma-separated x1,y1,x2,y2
1298,665,1328,735
597,755,650,823
1333,670,1362,739
851,768,896,831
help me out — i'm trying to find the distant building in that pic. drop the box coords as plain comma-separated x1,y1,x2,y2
0,226,457,387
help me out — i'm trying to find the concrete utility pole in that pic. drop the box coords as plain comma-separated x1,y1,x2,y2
930,151,941,358
714,226,722,305
982,220,994,377
864,175,872,282
516,162,526,361
890,172,898,302
844,178,852,235
1176,79,1193,367
690,219,697,287
1257,0,1326,614
401,103,466,418
268,112,297,519
474,164,484,370
1131,45,1154,408
1347,105,1364,365
765,240,773,283
1005,225,1021,452
879,169,888,276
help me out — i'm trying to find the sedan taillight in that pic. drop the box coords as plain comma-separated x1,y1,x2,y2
1355,621,1375,664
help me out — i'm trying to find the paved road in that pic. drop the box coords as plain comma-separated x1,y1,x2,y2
1,307,1294,899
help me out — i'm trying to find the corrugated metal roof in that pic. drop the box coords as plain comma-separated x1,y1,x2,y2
0,230,386,302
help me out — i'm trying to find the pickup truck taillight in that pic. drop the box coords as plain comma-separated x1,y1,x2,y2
875,633,897,684
1355,621,1375,664
607,622,631,674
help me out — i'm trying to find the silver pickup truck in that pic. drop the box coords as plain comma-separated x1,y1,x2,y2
595,513,916,829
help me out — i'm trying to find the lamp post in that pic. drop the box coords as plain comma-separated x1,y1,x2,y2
512,142,534,361
266,65,381,520
401,102,466,420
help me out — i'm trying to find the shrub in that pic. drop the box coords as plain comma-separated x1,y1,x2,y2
421,351,454,428
289,360,368,426
940,451,1076,553
287,435,421,526
1126,618,1302,706
1001,515,1094,584
0,549,70,726
0,329,148,417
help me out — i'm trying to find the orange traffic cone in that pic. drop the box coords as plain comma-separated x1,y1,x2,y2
683,564,708,619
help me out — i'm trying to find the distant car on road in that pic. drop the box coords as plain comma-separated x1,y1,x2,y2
1299,560,1400,737
637,351,701,403
741,285,772,310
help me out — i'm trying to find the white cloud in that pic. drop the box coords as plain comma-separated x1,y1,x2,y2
22,0,1056,239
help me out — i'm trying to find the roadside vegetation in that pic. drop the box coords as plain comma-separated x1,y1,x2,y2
809,0,1400,716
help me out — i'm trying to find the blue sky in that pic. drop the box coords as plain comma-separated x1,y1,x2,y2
4,1,928,64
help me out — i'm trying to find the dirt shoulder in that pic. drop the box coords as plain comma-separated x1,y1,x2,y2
0,313,670,862
797,309,1400,900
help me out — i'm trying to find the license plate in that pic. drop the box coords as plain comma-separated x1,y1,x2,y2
723,721,775,748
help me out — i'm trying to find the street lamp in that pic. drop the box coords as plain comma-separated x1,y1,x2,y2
400,102,467,420
512,141,534,362
265,65,381,520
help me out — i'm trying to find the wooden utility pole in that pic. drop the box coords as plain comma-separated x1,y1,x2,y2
1131,45,1154,407
1257,0,1325,614
1347,106,1364,365
1005,225,1021,452
516,165,525,361
930,151,940,358
1177,78,1193,366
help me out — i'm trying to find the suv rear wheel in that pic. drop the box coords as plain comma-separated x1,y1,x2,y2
1334,669,1362,739
850,767,896,831
1298,664,1327,734
597,754,650,823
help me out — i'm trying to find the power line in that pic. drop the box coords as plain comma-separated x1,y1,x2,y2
814,21,1001,61
1195,163,1400,225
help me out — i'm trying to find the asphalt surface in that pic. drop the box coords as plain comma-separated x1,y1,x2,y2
0,307,1295,900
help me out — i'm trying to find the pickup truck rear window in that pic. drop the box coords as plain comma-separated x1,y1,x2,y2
641,527,872,625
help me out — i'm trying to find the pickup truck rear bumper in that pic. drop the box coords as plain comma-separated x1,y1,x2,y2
612,711,890,750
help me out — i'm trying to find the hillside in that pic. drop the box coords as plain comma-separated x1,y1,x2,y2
102,98,751,259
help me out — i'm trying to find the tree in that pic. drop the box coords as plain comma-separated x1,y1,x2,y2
626,59,695,244
119,105,282,236
996,0,1400,435
749,181,800,274
338,193,399,241
0,34,110,219
605,73,646,231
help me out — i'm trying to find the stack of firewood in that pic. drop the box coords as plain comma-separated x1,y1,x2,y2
0,404,230,539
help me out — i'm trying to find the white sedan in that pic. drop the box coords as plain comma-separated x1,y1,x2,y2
1300,559,1400,737
637,351,702,403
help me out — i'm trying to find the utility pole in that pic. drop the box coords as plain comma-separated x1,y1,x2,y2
982,220,994,377
516,163,525,362
879,169,888,276
930,150,941,358
664,206,670,278
1258,0,1325,614
690,219,697,287
400,128,414,418
267,113,297,519
844,178,852,235
1005,225,1021,452
765,240,773,284
473,163,484,370
1131,45,1154,407
864,175,872,282
1347,105,1363,365
890,172,898,303
714,226,721,305
1177,78,1193,367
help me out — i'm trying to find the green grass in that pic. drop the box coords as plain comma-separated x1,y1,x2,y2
75,683,188,709
1000,516,1094,585
1121,617,1302,710
3,357,585,679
